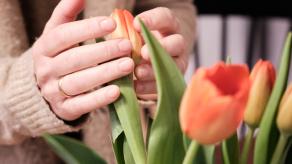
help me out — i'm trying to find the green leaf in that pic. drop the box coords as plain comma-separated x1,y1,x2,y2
109,104,123,142
123,139,135,164
43,134,106,164
193,145,215,164
221,133,239,164
95,38,105,43
139,19,186,164
112,134,125,164
109,104,125,164
254,32,292,164
111,76,146,164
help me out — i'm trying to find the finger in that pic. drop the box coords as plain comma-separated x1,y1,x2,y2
135,64,155,81
135,57,187,81
135,80,157,95
141,34,186,61
137,94,157,101
53,39,132,76
55,85,120,120
44,0,85,33
175,57,188,74
37,17,116,57
60,57,134,96
134,7,179,35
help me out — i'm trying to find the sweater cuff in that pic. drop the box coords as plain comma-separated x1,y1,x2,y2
4,50,81,137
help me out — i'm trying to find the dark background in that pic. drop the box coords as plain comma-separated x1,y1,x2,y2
194,0,292,17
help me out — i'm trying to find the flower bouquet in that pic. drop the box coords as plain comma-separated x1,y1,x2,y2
43,9,292,164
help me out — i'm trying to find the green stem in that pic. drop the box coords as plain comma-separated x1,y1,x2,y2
222,133,239,164
240,127,254,164
271,134,289,164
183,141,200,164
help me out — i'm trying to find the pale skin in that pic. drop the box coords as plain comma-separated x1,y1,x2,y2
32,0,187,121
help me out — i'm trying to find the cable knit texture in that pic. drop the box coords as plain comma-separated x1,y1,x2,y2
0,0,196,163
4,50,78,137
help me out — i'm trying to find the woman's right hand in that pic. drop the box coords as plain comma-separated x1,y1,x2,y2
32,0,134,121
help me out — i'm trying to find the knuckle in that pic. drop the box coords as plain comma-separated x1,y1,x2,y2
103,42,114,57
40,83,56,101
65,50,82,69
86,17,107,37
32,37,47,57
35,62,53,85
51,26,67,45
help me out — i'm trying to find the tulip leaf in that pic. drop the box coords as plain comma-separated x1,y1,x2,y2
43,134,106,164
254,32,292,164
139,20,186,164
95,38,105,43
112,134,125,164
109,104,123,141
109,105,125,164
111,76,146,164
221,133,239,164
97,32,146,164
123,139,135,164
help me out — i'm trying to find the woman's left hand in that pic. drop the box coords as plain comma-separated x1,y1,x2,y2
133,7,187,99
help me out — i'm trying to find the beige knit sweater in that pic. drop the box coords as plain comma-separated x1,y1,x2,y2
0,0,196,163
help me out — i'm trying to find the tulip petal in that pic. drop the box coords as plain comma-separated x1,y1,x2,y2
110,9,129,39
205,62,249,96
123,10,142,64
191,96,241,144
180,62,250,144
244,60,276,128
250,60,276,89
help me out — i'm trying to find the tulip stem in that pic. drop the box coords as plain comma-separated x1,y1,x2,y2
240,127,254,164
271,133,289,164
183,140,200,164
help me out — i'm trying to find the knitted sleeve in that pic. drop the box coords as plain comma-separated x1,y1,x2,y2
0,49,82,145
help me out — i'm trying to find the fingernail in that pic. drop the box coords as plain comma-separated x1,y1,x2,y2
136,65,149,78
100,18,115,31
141,46,150,60
118,39,132,52
118,58,134,72
107,85,119,99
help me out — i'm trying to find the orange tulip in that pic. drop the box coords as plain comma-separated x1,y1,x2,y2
277,84,292,135
244,60,276,129
179,62,250,144
109,9,142,64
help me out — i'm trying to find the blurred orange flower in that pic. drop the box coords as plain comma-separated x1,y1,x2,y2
179,62,250,144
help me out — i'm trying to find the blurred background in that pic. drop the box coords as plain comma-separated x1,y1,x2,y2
183,1,292,163
185,0,292,82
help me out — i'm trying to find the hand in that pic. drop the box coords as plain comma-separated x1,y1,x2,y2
32,0,134,121
133,7,187,99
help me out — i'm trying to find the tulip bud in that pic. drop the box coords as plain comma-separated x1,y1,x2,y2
277,84,292,135
243,60,276,129
179,62,250,144
109,9,142,64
